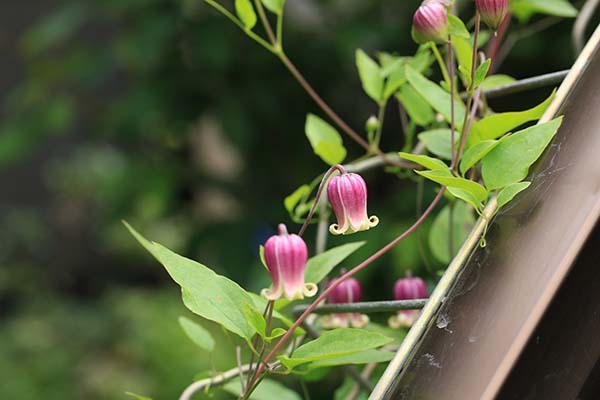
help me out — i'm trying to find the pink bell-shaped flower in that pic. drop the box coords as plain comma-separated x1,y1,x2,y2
261,224,317,301
322,277,369,329
475,0,509,30
389,274,428,329
412,0,449,45
327,171,379,235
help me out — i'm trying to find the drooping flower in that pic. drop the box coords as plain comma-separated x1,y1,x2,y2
322,277,369,329
412,0,449,45
475,0,509,30
261,224,317,301
388,274,428,328
327,171,379,235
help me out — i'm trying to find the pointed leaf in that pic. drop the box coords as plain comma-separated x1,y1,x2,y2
179,316,216,352
356,49,384,102
261,0,285,14
473,59,491,88
305,114,346,165
497,181,532,209
482,117,562,190
405,65,466,128
429,202,476,264
447,14,470,39
305,349,395,369
398,152,449,171
284,184,311,214
305,241,365,284
125,222,256,340
459,139,500,175
511,0,577,21
235,0,257,29
416,170,488,203
278,329,393,369
396,84,435,126
470,90,555,146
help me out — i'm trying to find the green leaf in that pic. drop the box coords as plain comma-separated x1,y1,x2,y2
223,379,301,400
305,114,347,165
497,181,531,209
259,245,267,269
241,302,267,338
482,117,562,190
481,74,516,90
511,0,577,21
356,49,384,102
452,36,473,77
284,184,311,214
248,293,305,335
458,65,472,87
306,349,395,369
395,84,435,127
278,328,393,369
382,48,432,98
305,241,365,284
416,170,488,203
398,152,449,171
448,14,470,39
429,202,476,264
447,187,484,213
261,0,285,14
125,223,256,340
178,316,216,352
235,0,257,29
470,90,556,146
405,65,466,128
418,129,461,160
125,392,153,400
459,140,500,175
473,59,491,88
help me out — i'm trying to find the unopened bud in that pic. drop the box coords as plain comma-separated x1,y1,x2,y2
388,274,428,329
412,1,449,45
475,0,509,30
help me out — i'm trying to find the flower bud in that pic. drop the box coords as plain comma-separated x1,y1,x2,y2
327,172,379,235
475,0,509,30
412,1,449,45
365,115,380,134
261,224,317,301
388,274,428,328
322,277,369,329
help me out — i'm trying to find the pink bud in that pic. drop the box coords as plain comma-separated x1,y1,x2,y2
475,0,509,30
393,276,428,301
322,277,369,329
412,1,449,45
261,224,317,301
327,277,362,304
389,275,428,329
327,172,379,235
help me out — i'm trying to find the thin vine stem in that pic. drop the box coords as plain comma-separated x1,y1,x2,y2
203,0,277,54
298,164,346,237
430,42,451,87
253,0,277,46
448,38,457,169
246,187,447,391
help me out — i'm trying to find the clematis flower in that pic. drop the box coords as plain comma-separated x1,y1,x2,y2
321,277,369,329
389,274,428,328
261,224,317,301
475,0,509,30
412,0,449,45
327,171,379,235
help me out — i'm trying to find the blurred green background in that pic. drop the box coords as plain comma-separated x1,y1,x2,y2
0,0,591,399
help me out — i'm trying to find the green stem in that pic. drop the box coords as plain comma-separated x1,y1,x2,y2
204,0,277,54
253,0,277,45
276,12,284,47
373,102,386,150
246,187,446,391
448,37,457,169
430,42,451,87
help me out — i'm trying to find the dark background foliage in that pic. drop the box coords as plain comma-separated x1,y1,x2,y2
0,0,591,398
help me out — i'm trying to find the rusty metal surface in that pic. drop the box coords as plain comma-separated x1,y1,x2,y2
371,25,600,400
